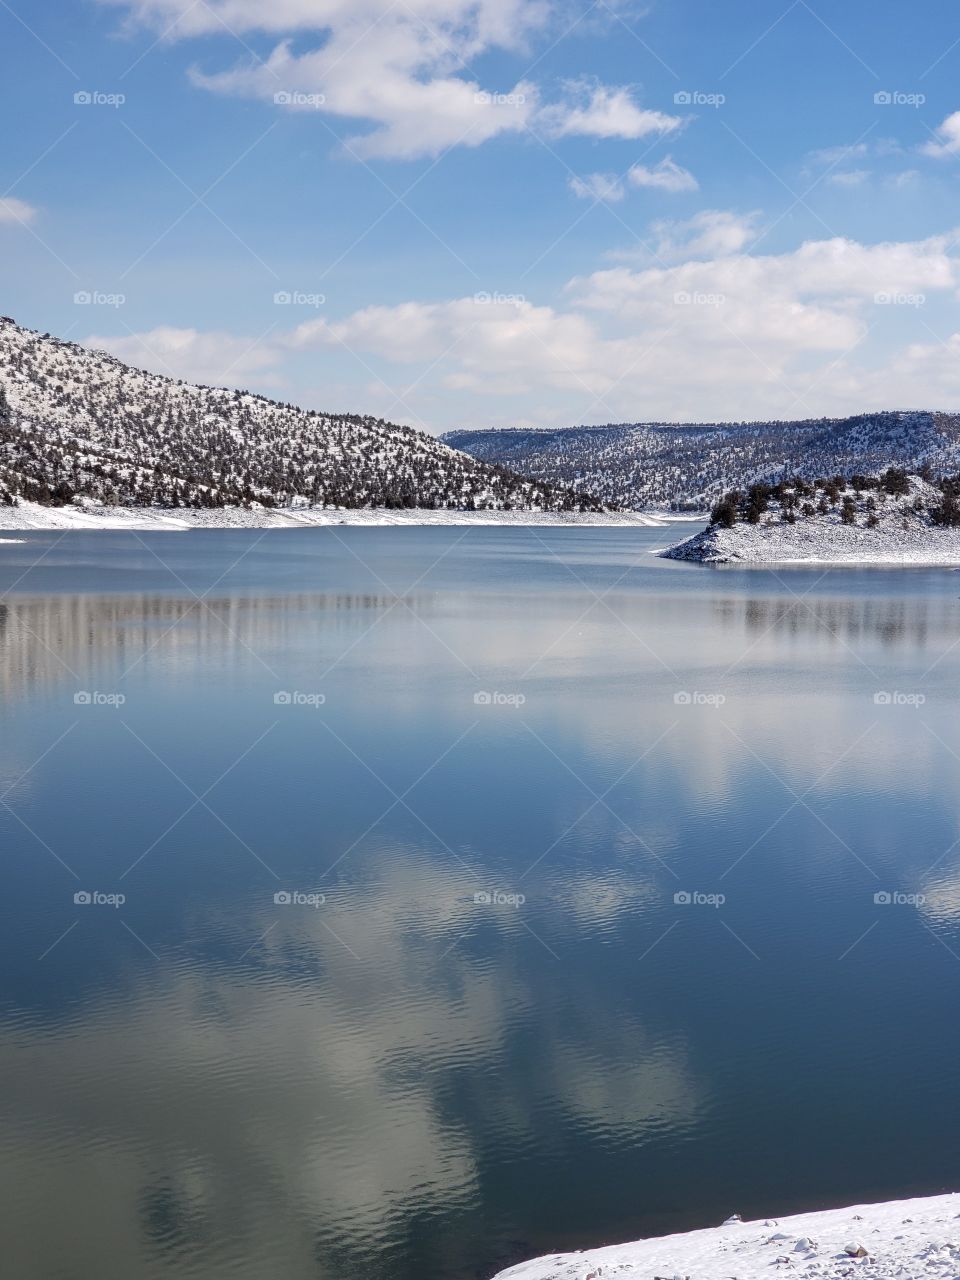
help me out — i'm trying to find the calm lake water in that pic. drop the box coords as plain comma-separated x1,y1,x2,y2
2,526,960,1280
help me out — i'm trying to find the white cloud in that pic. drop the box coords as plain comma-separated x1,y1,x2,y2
101,1,679,160
86,229,960,428
651,209,761,259
569,172,626,202
627,156,697,192
84,326,284,386
540,80,682,140
923,111,960,158
0,197,38,225
286,229,960,423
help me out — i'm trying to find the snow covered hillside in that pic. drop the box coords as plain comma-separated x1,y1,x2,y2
492,1192,960,1280
444,413,960,512
663,470,960,564
0,317,600,514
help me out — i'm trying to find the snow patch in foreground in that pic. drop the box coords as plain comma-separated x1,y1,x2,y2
492,1192,960,1280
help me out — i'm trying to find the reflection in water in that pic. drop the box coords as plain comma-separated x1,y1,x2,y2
723,595,955,649
2,531,960,1280
0,852,698,1280
0,593,405,702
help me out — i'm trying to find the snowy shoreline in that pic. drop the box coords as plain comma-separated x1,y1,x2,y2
663,475,960,565
492,1192,960,1280
663,519,960,565
0,499,695,532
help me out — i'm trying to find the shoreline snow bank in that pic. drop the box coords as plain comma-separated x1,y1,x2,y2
0,500,687,532
663,475,960,564
493,1192,960,1280
664,518,960,565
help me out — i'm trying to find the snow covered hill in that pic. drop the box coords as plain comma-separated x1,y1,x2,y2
444,413,960,512
492,1192,960,1280
663,470,960,564
0,317,601,515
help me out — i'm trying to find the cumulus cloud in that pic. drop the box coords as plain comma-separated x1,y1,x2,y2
539,80,682,140
0,197,38,225
627,156,697,192
99,0,679,160
86,229,960,427
922,111,960,158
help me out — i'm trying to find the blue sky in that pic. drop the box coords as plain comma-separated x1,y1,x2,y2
3,0,960,431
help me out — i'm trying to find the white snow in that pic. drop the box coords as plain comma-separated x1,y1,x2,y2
492,1192,960,1280
0,498,671,531
663,476,960,564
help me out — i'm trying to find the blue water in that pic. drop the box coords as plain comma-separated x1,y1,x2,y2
1,526,959,1279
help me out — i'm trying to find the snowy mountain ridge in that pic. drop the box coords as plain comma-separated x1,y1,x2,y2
444,412,960,511
0,317,600,514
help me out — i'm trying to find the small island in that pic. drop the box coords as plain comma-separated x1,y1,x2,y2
663,469,960,564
